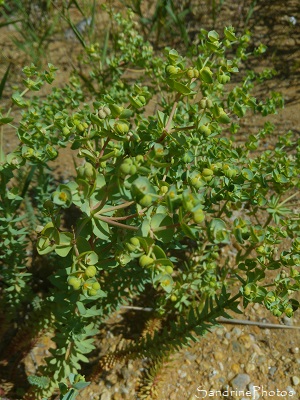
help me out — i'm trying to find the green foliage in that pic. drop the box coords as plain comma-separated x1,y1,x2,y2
0,1,60,64
122,0,191,46
0,6,299,399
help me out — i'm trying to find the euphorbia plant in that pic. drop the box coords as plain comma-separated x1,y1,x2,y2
0,10,299,399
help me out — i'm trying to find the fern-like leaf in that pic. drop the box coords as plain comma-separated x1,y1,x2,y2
28,375,50,389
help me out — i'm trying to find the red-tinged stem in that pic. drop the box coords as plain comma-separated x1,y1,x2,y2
95,214,139,231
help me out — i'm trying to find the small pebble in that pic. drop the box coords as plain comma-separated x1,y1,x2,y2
282,316,293,326
100,391,111,400
232,340,243,353
215,327,225,336
218,362,224,371
232,327,242,337
231,363,240,373
214,351,224,361
178,369,187,379
245,363,255,374
292,376,300,386
268,366,277,377
286,386,296,395
230,373,251,390
239,334,253,349
209,369,218,378
185,351,198,361
290,347,299,354
252,325,260,334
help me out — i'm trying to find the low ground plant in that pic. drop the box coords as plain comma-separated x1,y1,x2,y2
0,6,299,399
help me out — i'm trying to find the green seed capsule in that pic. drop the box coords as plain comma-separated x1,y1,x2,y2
199,125,211,136
199,99,207,109
114,122,129,135
103,106,111,116
130,165,137,175
98,109,107,119
88,289,98,296
139,95,146,105
84,163,95,179
125,242,137,252
68,276,81,290
139,255,154,267
92,282,101,290
120,162,132,175
164,265,173,274
202,168,214,177
160,186,169,194
217,110,231,124
43,200,54,211
139,194,153,207
62,127,70,136
193,209,205,224
166,65,179,75
85,265,97,278
78,123,85,132
187,69,195,79
206,99,213,108
130,237,140,247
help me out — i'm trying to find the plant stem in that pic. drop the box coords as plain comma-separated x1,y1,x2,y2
278,191,299,207
93,200,135,214
157,92,181,142
98,137,110,159
263,214,272,228
95,214,138,231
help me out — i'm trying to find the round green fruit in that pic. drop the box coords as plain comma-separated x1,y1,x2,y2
199,99,207,109
114,122,129,135
84,163,95,179
130,237,140,247
187,69,195,79
88,289,98,296
98,109,107,119
43,200,54,211
160,186,169,195
85,265,97,278
103,106,111,116
68,276,81,290
125,242,137,252
130,165,137,175
92,282,101,291
193,209,205,224
224,168,237,178
62,127,70,136
166,65,179,75
202,168,214,177
199,125,211,136
164,265,174,275
206,99,213,108
139,255,154,268
120,162,132,175
77,166,85,178
139,194,153,207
